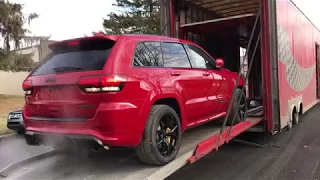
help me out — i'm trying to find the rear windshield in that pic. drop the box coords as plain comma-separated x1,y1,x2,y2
31,38,115,76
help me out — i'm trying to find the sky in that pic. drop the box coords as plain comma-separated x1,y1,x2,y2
8,0,320,41
11,0,117,40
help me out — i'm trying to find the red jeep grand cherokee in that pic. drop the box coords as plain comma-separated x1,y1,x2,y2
22,34,246,165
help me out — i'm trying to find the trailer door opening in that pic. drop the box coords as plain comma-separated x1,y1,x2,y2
173,0,263,118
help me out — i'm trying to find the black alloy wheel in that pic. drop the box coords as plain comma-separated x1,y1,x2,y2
136,105,181,166
156,113,179,157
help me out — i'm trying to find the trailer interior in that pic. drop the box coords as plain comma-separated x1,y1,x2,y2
160,0,268,166
171,0,265,120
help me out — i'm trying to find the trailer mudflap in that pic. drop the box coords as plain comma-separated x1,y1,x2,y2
188,117,262,164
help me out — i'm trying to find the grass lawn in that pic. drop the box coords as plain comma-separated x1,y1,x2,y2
0,95,25,136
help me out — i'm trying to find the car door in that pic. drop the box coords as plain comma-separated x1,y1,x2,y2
162,42,213,126
185,44,228,117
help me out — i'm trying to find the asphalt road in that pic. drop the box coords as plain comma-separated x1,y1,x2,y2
1,104,320,180
167,104,320,180
0,134,52,170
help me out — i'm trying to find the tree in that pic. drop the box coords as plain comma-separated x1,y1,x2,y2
0,0,39,72
0,0,39,51
102,0,160,35
0,50,35,71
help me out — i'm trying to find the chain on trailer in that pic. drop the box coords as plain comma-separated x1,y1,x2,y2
218,4,263,144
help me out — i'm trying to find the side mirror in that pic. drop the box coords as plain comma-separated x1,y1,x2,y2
216,58,224,68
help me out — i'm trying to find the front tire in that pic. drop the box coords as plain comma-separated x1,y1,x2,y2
136,105,181,166
227,88,247,125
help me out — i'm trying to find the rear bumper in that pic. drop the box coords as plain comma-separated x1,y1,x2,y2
7,123,24,131
23,101,145,147
25,130,109,148
7,117,24,131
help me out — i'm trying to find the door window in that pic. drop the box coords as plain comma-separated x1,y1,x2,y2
186,44,216,70
162,42,191,68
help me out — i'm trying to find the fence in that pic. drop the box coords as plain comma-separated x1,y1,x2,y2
0,71,29,96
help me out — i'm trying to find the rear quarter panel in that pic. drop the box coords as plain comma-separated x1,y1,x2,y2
276,0,319,129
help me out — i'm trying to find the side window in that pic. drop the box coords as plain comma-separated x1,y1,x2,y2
187,45,216,69
133,41,163,67
162,42,191,68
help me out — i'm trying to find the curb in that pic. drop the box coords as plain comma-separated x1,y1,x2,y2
0,133,17,139
0,150,56,177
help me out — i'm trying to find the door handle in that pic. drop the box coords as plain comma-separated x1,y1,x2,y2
170,72,181,76
202,72,210,76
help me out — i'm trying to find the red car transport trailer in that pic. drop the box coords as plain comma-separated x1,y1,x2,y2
3,0,319,180
158,0,319,175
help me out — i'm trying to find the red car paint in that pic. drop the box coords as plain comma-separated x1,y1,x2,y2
22,34,244,147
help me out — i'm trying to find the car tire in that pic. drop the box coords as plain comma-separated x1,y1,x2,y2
136,105,182,166
25,134,40,146
227,88,247,126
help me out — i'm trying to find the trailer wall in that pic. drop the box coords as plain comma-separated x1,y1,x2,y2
276,0,319,129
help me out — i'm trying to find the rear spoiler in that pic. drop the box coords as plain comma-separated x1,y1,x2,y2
48,35,120,50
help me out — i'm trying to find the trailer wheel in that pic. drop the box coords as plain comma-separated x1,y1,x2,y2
136,105,181,166
286,119,293,130
292,107,299,125
227,88,247,126
286,109,295,130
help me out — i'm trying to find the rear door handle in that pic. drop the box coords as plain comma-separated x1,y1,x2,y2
170,72,181,76
202,72,210,76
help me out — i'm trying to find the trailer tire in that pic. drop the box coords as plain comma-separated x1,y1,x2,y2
136,105,181,166
292,107,299,125
227,88,247,126
286,118,293,130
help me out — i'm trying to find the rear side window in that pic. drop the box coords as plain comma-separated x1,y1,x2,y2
31,38,115,76
162,42,191,68
133,41,163,67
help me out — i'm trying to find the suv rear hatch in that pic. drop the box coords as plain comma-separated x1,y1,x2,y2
23,37,120,121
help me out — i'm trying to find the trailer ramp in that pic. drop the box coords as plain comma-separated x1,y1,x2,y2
1,118,262,180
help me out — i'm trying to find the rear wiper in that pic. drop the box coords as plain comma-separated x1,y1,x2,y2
53,66,84,73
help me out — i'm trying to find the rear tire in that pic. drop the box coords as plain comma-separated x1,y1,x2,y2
136,105,181,166
25,134,39,146
227,88,247,126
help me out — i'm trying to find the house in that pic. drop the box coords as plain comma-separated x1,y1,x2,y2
14,39,56,62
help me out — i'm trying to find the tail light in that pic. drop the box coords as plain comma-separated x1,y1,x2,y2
78,75,127,93
22,80,33,95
